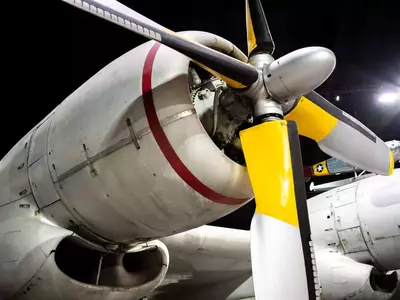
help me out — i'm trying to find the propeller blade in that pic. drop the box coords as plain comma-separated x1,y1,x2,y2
285,91,395,176
240,120,319,300
245,0,274,56
308,157,357,177
307,140,399,177
62,0,259,89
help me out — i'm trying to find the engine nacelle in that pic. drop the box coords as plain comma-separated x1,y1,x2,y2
316,250,398,300
308,169,400,272
0,218,169,300
0,31,253,248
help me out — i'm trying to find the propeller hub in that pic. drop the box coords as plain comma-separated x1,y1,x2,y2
248,52,274,71
242,53,283,121
244,47,336,123
263,47,336,102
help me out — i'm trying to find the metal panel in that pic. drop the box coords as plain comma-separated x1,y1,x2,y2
28,117,52,166
0,218,71,299
0,132,32,207
28,155,60,208
2,231,21,262
41,200,80,230
338,227,368,254
334,184,357,207
0,196,37,222
357,171,400,270
335,202,359,230
309,206,339,250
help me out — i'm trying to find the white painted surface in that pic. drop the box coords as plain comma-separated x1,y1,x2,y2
250,214,310,300
357,169,400,270
155,225,399,300
40,33,252,244
0,30,253,298
0,131,32,207
0,216,71,298
316,250,394,300
308,170,400,271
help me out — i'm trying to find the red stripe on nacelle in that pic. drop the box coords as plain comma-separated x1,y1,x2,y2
142,42,249,205
303,166,313,178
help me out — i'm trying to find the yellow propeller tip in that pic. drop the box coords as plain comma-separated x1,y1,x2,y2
389,151,395,175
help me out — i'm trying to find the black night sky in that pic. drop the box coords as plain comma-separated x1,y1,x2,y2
3,0,400,229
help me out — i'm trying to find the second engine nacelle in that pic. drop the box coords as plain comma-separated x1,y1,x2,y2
308,169,400,272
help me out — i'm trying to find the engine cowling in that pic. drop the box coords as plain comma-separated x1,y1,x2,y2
24,31,252,246
316,250,398,300
0,218,169,300
308,169,400,272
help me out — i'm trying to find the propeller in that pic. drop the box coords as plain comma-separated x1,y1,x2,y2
61,0,258,89
245,0,275,55
285,91,395,176
240,120,318,299
60,0,393,175
62,0,394,299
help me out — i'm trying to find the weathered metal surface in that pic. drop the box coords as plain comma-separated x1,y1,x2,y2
0,131,33,208
38,33,252,244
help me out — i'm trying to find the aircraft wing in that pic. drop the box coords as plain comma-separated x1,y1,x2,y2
150,222,400,300
150,225,253,300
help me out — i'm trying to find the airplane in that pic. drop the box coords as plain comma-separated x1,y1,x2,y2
0,0,396,299
305,140,400,178
302,140,400,192
149,169,400,300
158,166,400,299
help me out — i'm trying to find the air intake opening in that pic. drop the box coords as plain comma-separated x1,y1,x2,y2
55,236,100,284
370,268,398,293
55,236,167,288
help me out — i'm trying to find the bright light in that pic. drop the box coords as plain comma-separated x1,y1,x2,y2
335,95,340,101
378,93,398,104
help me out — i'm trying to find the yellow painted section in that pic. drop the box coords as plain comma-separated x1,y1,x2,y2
194,62,246,89
389,151,394,175
246,0,257,55
285,96,338,142
167,30,248,89
312,160,330,176
240,120,299,227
